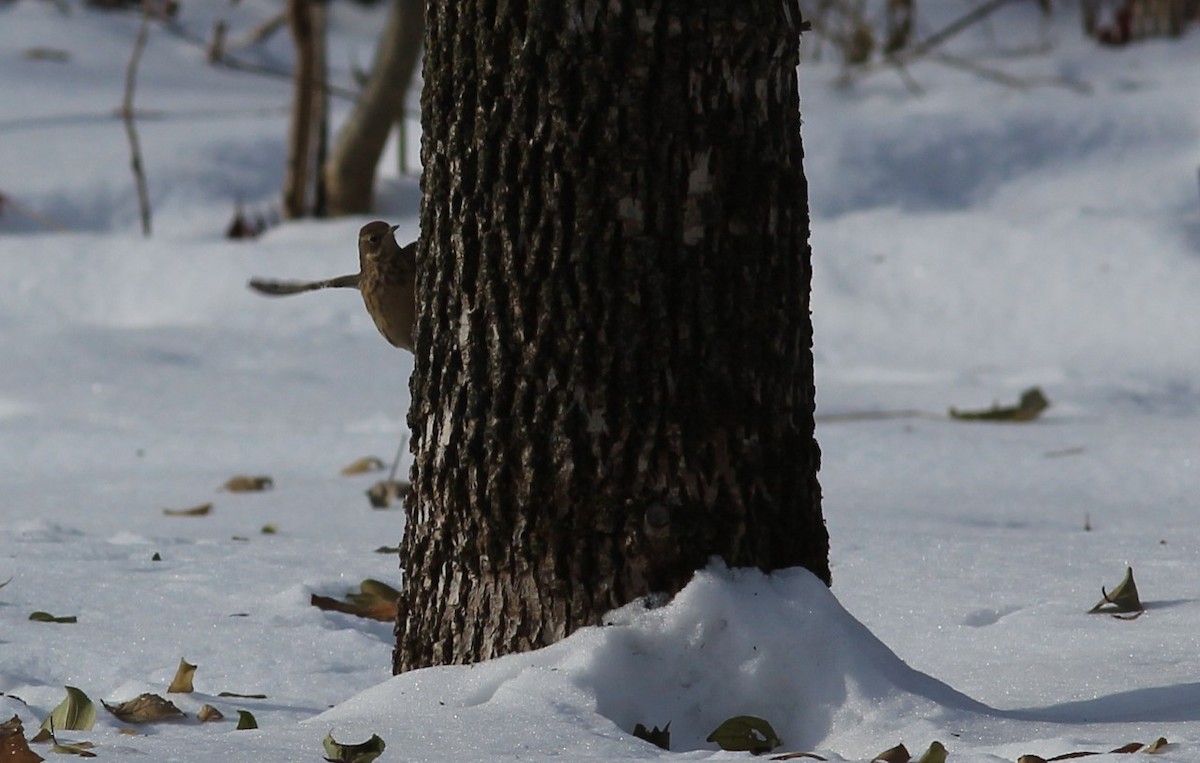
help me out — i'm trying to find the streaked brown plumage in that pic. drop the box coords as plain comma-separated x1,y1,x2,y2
248,220,417,352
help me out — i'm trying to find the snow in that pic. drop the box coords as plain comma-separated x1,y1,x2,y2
2,1,1200,761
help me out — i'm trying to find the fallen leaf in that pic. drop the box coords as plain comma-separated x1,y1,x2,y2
949,386,1049,422
167,658,197,693
102,694,184,724
28,612,77,624
1088,566,1143,615
236,710,257,730
50,739,96,758
373,546,400,554
365,480,409,508
706,715,781,754
39,687,95,735
340,456,385,476
771,753,827,761
323,731,386,763
163,503,212,517
1017,757,1049,763
632,722,670,751
874,743,910,763
217,692,267,699
1109,743,1143,753
1145,737,1170,753
915,740,947,763
222,475,273,492
196,705,224,723
0,576,12,590
0,714,44,763
1046,752,1100,760
260,524,278,535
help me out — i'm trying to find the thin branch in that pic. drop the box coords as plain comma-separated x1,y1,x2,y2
158,17,359,100
122,1,154,237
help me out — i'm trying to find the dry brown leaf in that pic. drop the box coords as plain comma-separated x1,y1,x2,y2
1109,743,1143,753
1017,757,1048,763
1145,737,1170,753
196,705,224,723
163,503,212,517
102,694,184,724
116,728,140,736
0,576,12,590
365,480,409,508
216,692,267,699
167,658,197,693
0,715,44,763
771,752,827,761
221,475,274,493
1046,752,1100,760
340,456,385,476
874,743,910,763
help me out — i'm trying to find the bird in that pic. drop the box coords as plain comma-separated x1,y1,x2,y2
248,221,418,500
249,221,417,351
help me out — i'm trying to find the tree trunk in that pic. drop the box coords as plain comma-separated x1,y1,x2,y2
323,0,424,215
283,0,328,219
395,0,827,674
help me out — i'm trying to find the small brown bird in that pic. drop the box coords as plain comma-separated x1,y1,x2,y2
248,221,418,501
248,221,417,351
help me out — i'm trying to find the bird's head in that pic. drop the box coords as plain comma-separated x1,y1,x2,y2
358,221,400,264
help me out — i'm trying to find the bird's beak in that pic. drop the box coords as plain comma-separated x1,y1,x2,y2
390,225,399,234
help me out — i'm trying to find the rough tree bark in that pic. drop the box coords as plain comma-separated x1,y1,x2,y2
395,0,826,674
323,0,424,215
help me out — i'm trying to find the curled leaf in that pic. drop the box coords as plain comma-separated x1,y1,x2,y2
916,741,947,763
323,731,386,763
236,710,257,730
102,694,184,724
163,503,212,517
706,715,781,754
1088,566,1143,615
28,612,76,624
0,714,45,763
340,456,384,476
167,658,197,693
1145,737,1169,753
222,475,273,493
40,687,96,734
632,722,670,750
50,739,95,758
197,705,224,723
950,387,1049,422
874,743,910,763
365,480,409,508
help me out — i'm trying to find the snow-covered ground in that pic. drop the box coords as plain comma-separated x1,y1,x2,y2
2,1,1199,761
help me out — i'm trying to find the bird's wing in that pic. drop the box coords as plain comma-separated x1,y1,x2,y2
248,273,361,296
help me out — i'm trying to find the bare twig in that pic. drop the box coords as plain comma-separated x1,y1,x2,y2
157,17,359,100
0,192,70,232
122,1,154,237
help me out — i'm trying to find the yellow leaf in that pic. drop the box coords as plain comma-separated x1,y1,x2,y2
167,659,197,693
221,475,274,493
163,503,212,517
340,456,385,476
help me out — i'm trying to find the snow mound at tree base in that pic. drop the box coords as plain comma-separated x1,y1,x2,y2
313,564,989,759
